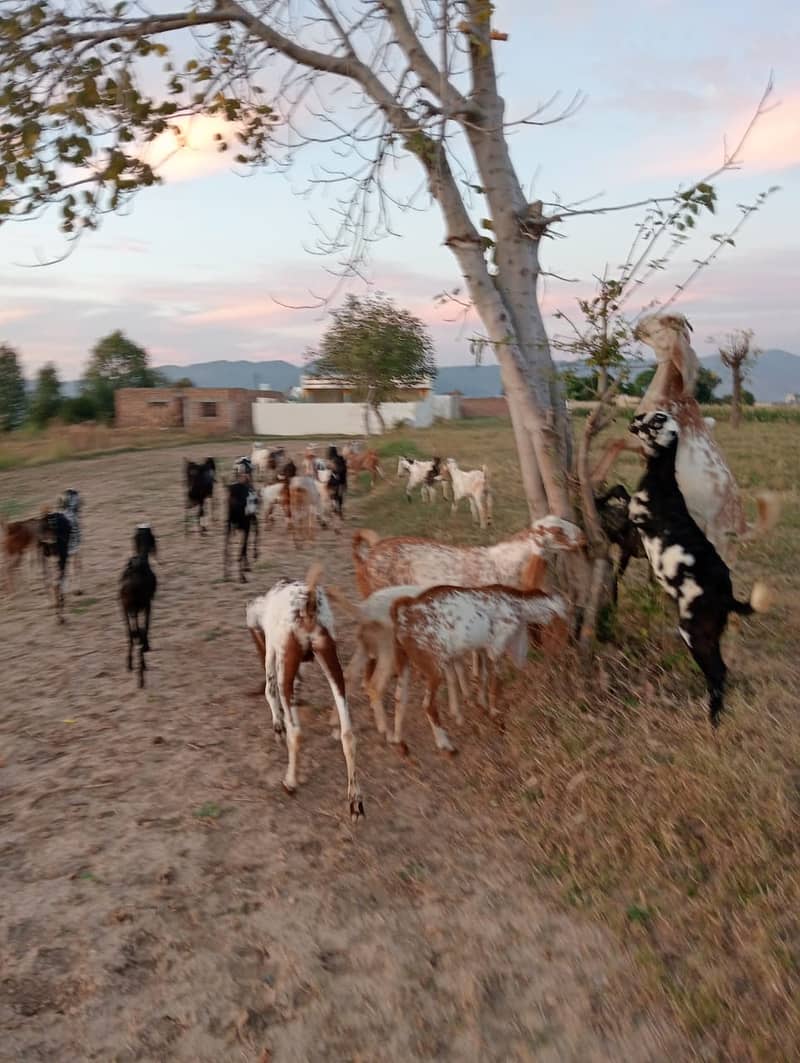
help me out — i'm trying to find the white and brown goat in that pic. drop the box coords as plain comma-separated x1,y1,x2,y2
246,564,364,819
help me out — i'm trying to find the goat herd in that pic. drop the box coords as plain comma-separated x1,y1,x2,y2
1,395,780,822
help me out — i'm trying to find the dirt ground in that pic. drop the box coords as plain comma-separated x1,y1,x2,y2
1,443,686,1062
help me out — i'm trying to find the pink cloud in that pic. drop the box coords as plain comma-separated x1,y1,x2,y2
0,308,35,325
639,91,800,179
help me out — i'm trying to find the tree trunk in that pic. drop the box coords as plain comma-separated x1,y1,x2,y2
731,364,742,429
362,403,371,437
371,402,387,434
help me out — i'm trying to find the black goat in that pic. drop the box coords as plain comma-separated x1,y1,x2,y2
628,410,772,727
185,457,216,534
120,524,158,688
595,484,646,602
38,510,72,622
326,446,348,518
224,477,259,582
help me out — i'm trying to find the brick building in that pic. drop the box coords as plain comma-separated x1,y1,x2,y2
114,387,284,435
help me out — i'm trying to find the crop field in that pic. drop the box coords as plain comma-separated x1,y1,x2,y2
1,414,798,1061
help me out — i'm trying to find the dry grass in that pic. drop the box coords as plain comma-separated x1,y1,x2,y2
0,422,252,471
363,414,800,1060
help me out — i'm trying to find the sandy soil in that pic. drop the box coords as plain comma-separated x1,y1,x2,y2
1,444,685,1062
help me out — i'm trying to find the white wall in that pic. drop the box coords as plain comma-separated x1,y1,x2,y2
252,394,460,436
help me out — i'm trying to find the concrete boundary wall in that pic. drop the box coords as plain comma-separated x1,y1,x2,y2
252,394,459,436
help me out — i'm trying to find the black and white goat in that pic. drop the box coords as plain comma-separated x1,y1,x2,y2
38,509,72,622
59,488,83,594
224,471,260,582
185,457,216,534
119,524,158,688
628,410,772,726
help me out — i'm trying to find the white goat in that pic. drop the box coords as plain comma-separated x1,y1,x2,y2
444,458,493,528
327,584,471,739
246,564,364,818
396,456,448,503
391,586,569,753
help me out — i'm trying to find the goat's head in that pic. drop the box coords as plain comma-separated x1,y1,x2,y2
529,515,587,552
134,523,157,558
634,312,698,400
396,455,412,477
629,409,680,455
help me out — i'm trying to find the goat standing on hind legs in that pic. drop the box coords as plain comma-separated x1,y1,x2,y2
120,525,158,688
628,411,773,727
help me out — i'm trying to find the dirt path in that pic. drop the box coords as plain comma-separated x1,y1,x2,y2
1,444,684,1062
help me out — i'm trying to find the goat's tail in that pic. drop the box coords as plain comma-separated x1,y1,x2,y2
743,491,780,544
304,560,324,620
731,580,775,617
482,463,490,484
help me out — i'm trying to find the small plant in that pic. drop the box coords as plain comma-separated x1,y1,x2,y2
194,801,223,819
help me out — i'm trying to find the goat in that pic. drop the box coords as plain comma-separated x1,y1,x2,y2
352,515,586,599
591,313,778,562
59,488,83,595
245,563,364,818
391,586,569,753
287,477,326,544
396,455,449,504
119,524,158,688
628,410,773,727
346,448,385,488
326,446,348,518
327,584,472,740
262,480,291,529
2,515,41,593
224,474,260,582
185,457,216,534
443,458,493,528
38,509,72,622
595,484,646,603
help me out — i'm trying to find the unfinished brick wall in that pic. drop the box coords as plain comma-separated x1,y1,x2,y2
459,397,509,419
115,387,285,434
114,389,184,429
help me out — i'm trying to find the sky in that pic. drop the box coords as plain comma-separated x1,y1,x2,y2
1,0,799,381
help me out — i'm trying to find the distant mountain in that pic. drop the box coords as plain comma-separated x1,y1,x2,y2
697,349,800,404
59,348,800,403
157,359,304,393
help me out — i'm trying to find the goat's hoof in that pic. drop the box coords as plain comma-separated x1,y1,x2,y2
390,740,410,758
350,797,365,820
282,780,297,796
273,722,285,738
74,589,84,597
239,575,248,584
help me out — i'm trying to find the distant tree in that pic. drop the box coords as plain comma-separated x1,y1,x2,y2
562,368,598,401
172,376,194,388
0,343,27,431
81,330,163,422
713,329,759,428
29,363,63,427
60,394,99,424
308,294,436,433
719,389,755,408
626,367,657,398
695,366,722,404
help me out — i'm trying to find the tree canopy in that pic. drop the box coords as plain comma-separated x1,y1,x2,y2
309,293,435,429
0,343,27,431
28,361,63,426
81,329,164,421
